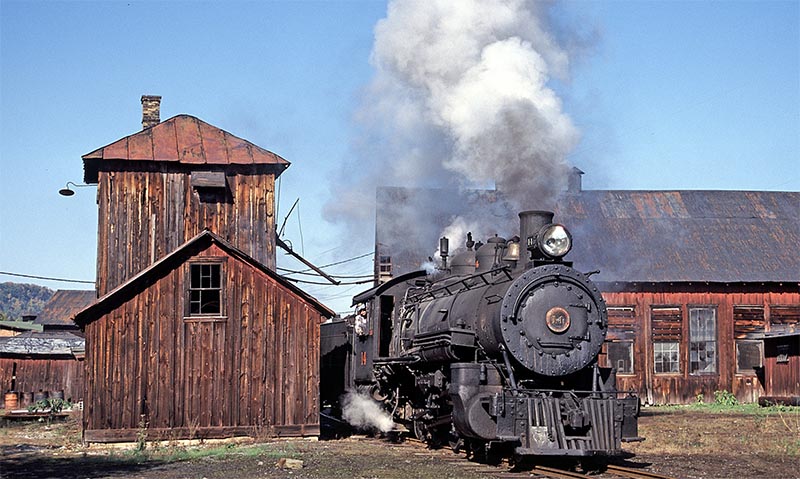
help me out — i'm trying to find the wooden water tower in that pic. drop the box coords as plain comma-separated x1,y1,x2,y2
82,96,289,296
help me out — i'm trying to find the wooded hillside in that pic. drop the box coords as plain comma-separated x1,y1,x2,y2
0,282,54,320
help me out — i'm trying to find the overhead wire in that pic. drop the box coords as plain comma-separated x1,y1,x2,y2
0,271,95,285
282,277,374,286
275,267,373,279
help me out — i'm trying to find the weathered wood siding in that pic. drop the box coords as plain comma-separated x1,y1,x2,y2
0,357,84,405
96,166,276,296
600,289,799,405
83,244,323,442
763,335,800,398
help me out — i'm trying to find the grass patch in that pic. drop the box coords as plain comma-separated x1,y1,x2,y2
126,441,304,464
633,403,800,457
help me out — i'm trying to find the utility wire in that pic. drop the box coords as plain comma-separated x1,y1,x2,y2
0,271,95,285
281,251,374,276
282,277,374,286
276,267,374,279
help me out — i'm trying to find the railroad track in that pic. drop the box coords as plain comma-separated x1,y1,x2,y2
497,464,676,479
359,435,677,479
605,464,676,479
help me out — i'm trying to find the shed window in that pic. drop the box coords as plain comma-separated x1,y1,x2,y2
736,340,763,374
654,342,680,373
689,307,717,374
607,341,634,374
189,263,222,316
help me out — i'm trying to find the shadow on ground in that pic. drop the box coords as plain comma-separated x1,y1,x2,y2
2,444,165,479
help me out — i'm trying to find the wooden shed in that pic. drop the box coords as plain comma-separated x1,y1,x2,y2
73,230,333,442
372,176,800,405
0,290,94,408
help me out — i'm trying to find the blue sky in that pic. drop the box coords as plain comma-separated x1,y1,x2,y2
1,0,798,314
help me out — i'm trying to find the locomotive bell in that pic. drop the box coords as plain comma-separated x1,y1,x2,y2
502,238,520,263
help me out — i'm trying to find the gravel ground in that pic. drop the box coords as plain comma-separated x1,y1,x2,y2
1,406,798,479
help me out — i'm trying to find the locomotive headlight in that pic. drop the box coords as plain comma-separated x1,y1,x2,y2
539,224,572,258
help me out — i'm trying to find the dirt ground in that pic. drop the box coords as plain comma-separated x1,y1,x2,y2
1,406,798,479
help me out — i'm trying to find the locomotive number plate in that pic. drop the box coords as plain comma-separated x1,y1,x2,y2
545,307,570,333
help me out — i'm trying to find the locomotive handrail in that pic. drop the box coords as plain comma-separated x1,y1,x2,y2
408,266,514,303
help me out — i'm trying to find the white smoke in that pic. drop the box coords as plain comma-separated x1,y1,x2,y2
341,391,394,433
325,0,580,260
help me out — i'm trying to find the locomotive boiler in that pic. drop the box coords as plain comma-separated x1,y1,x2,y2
321,210,641,461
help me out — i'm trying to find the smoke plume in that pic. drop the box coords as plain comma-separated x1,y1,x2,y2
325,0,579,258
341,391,394,433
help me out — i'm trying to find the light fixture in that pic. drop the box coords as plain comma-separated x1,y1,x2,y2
59,181,92,197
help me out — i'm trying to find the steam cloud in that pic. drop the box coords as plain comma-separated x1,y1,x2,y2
325,0,580,259
341,391,394,433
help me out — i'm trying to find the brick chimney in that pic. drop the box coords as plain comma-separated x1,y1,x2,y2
141,95,162,129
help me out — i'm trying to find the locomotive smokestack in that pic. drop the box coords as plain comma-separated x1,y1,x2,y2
519,210,554,261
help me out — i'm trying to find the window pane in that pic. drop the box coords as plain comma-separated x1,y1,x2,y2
188,263,222,316
690,308,716,341
210,264,220,288
200,290,221,314
690,341,717,373
607,342,634,374
690,307,716,373
190,290,201,315
191,264,201,287
736,340,763,373
654,342,680,373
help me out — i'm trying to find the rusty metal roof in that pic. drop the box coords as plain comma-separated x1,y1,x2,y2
376,187,800,284
557,190,800,283
34,290,95,327
82,114,289,183
0,330,84,357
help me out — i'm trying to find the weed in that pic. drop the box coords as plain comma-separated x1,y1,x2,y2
713,390,738,406
26,397,73,424
135,415,148,453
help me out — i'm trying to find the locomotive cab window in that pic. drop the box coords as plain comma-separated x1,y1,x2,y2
187,262,224,317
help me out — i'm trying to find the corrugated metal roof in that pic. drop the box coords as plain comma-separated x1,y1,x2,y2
34,290,95,327
0,330,84,356
376,187,800,284
82,114,290,183
559,190,800,283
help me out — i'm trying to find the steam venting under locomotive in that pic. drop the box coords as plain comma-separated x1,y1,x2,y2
321,210,641,461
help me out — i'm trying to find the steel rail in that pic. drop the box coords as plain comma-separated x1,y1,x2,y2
531,465,590,479
605,464,677,479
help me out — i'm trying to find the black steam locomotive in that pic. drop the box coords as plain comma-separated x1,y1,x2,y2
321,210,641,461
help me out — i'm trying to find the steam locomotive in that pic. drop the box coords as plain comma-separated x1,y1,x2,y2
321,210,641,462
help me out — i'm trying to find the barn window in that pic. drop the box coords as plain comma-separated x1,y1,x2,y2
651,306,681,374
689,307,717,374
736,340,763,374
607,341,634,374
188,263,223,316
769,305,800,326
653,342,680,373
